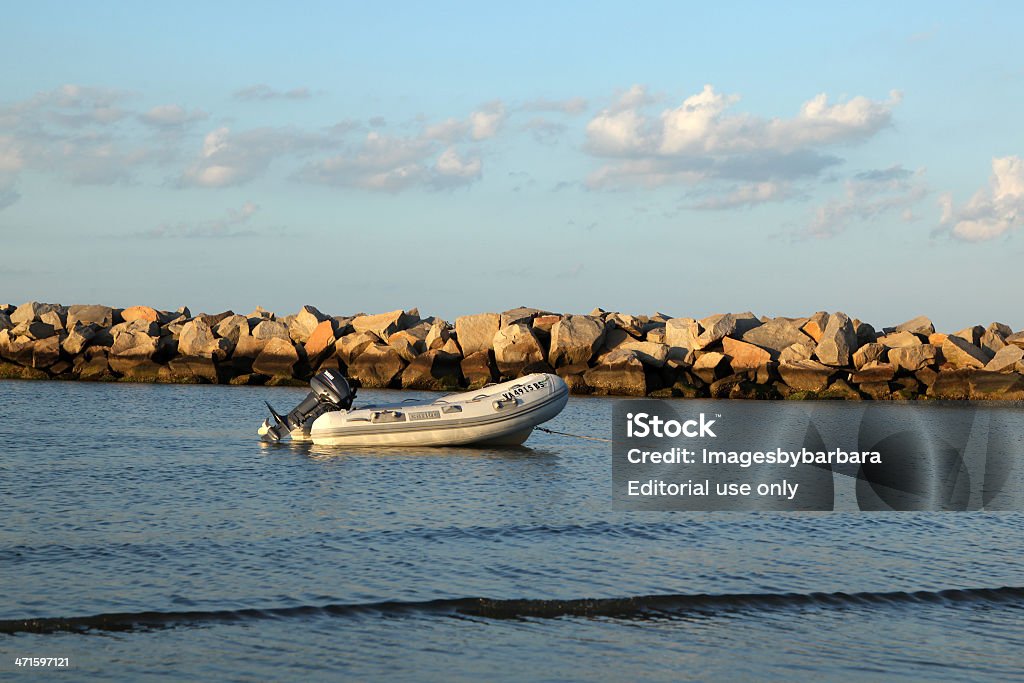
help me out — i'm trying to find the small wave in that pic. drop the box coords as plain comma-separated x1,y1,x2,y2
4,585,1023,635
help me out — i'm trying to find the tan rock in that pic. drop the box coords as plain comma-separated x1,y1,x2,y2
401,350,462,390
178,319,232,359
493,324,546,377
499,307,544,328
693,351,728,384
814,312,856,366
67,304,115,329
851,361,896,384
347,344,406,388
645,326,666,344
425,321,453,350
461,350,497,389
616,340,669,368
336,331,380,365
62,323,98,356
740,318,811,357
877,331,923,348
888,344,937,372
31,336,62,368
583,348,647,396
387,329,425,362
928,332,948,346
779,341,815,363
121,305,160,323
852,343,885,370
455,313,501,356
549,315,606,367
252,337,299,378
722,336,771,373
801,312,829,342
252,319,290,341
288,305,329,344
11,301,63,325
952,325,984,346
304,320,337,365
351,309,414,341
215,315,250,345
894,315,935,337
778,359,835,392
985,345,1024,373
941,336,990,369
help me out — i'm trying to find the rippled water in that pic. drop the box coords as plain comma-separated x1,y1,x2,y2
2,380,1023,680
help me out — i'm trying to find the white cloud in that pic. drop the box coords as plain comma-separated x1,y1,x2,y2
939,156,1024,242
140,201,260,239
140,104,208,128
469,100,506,140
692,181,793,210
233,84,312,101
583,84,901,190
807,166,927,237
179,126,328,188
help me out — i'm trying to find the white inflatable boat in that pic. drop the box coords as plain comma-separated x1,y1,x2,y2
258,370,569,447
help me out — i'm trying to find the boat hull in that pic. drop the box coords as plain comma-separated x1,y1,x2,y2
306,373,568,447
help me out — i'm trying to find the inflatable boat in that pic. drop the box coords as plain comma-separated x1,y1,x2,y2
258,370,569,447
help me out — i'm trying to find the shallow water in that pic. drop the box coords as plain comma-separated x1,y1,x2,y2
1,380,1023,680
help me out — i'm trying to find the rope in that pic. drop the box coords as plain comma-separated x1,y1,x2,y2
536,427,612,443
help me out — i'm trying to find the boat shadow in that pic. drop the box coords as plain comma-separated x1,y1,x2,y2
259,440,562,461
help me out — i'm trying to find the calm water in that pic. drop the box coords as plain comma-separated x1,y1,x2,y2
2,380,1023,681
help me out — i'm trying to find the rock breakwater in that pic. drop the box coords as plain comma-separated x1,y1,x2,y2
2,302,1023,400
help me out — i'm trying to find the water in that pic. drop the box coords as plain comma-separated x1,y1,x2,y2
2,380,1023,681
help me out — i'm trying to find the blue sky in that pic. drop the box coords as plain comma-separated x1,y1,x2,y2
1,1,1021,331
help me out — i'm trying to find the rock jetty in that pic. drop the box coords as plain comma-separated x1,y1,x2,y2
2,302,1024,400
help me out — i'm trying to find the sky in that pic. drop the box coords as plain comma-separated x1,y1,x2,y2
1,1,1022,331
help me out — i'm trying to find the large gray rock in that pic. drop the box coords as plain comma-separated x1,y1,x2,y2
979,329,1006,355
813,313,857,367
894,315,935,337
455,313,501,356
583,348,647,396
215,315,250,345
1006,332,1024,349
694,313,739,349
11,320,56,340
499,307,544,328
178,319,232,360
665,317,700,363
614,340,668,368
549,315,606,367
31,337,62,369
779,341,815,363
288,305,329,344
985,345,1024,373
109,326,160,376
10,301,63,325
852,343,885,370
387,330,426,362
461,350,497,389
351,309,415,341
347,344,406,388
336,331,380,365
941,336,990,369
493,324,545,377
251,319,290,341
425,321,454,350
740,318,811,356
778,359,835,392
39,310,66,331
62,323,98,356
888,344,937,372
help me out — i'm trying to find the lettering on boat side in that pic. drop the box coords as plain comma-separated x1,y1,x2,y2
501,380,547,402
409,410,441,421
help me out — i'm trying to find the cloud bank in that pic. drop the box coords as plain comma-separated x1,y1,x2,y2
939,156,1023,241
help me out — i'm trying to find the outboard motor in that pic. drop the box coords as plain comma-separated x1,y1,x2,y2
259,370,356,442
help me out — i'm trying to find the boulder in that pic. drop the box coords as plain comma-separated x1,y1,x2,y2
304,320,337,366
851,361,896,384
62,323,98,356
608,313,645,339
12,320,56,340
351,309,415,341
877,331,923,348
722,337,771,373
39,310,66,331
645,326,666,344
814,313,857,367
387,330,425,362
615,340,668,368
288,305,329,344
549,315,606,367
988,322,1013,339
583,349,647,396
821,378,863,400
665,317,700,363
401,350,462,390
121,305,160,323
941,336,990,369
248,306,274,320
740,318,811,357
952,325,985,346
226,335,266,375
852,319,877,346
251,319,290,341
178,319,232,359
852,343,886,370
888,344,937,372
695,313,755,349
1006,332,1024,349
493,324,545,377
979,329,1006,355
461,350,498,389
531,314,561,339
336,331,380,365
499,307,543,328
31,337,62,368
894,315,935,337
455,313,501,356
778,359,835,392
801,312,829,342
347,344,406,388
779,341,815,363
0,313,10,332
985,345,1024,373
425,321,454,350
10,301,63,325
66,304,117,329
252,337,300,378
109,328,160,376
692,351,728,384
215,315,250,345
0,330,35,365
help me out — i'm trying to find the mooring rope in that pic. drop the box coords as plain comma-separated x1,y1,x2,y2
536,427,612,443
